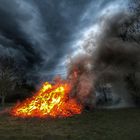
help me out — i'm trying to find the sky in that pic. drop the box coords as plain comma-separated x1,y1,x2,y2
0,0,128,82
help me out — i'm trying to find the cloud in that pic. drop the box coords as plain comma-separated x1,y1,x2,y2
0,0,129,83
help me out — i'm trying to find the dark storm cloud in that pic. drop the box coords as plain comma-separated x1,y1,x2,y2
32,0,93,74
0,0,94,80
0,0,129,83
0,0,43,81
29,0,121,75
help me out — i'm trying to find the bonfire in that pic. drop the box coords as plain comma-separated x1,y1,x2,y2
11,81,82,118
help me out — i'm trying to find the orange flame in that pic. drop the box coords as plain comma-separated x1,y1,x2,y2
11,81,82,118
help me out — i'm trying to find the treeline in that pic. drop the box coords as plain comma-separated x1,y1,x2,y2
0,56,35,107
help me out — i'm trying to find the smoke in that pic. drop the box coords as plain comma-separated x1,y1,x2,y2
67,55,95,107
93,9,140,107
68,0,140,107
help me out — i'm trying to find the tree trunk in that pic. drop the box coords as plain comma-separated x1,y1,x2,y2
2,96,5,107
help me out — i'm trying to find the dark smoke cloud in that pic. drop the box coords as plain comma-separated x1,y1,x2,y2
70,0,140,107
93,11,140,107
94,13,140,78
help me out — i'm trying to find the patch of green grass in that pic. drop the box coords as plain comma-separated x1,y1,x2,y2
0,108,140,140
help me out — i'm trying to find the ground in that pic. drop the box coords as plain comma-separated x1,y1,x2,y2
0,108,140,140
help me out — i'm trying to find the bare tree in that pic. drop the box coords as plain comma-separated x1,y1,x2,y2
0,56,17,107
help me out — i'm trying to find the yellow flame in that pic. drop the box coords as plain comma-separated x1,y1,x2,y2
11,81,82,118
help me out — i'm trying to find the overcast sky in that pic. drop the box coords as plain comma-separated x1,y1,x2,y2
0,0,128,81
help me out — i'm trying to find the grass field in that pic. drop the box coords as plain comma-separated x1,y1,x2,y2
0,108,140,140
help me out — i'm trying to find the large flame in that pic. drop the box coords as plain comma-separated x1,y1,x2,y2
11,81,82,118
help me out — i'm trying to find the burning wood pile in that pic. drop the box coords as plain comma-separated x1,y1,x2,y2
10,81,82,118
10,55,96,118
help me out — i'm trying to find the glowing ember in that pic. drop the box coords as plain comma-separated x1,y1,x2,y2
11,82,82,118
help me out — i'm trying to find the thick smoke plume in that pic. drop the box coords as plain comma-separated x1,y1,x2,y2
67,55,95,108
94,13,140,107
68,1,140,107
